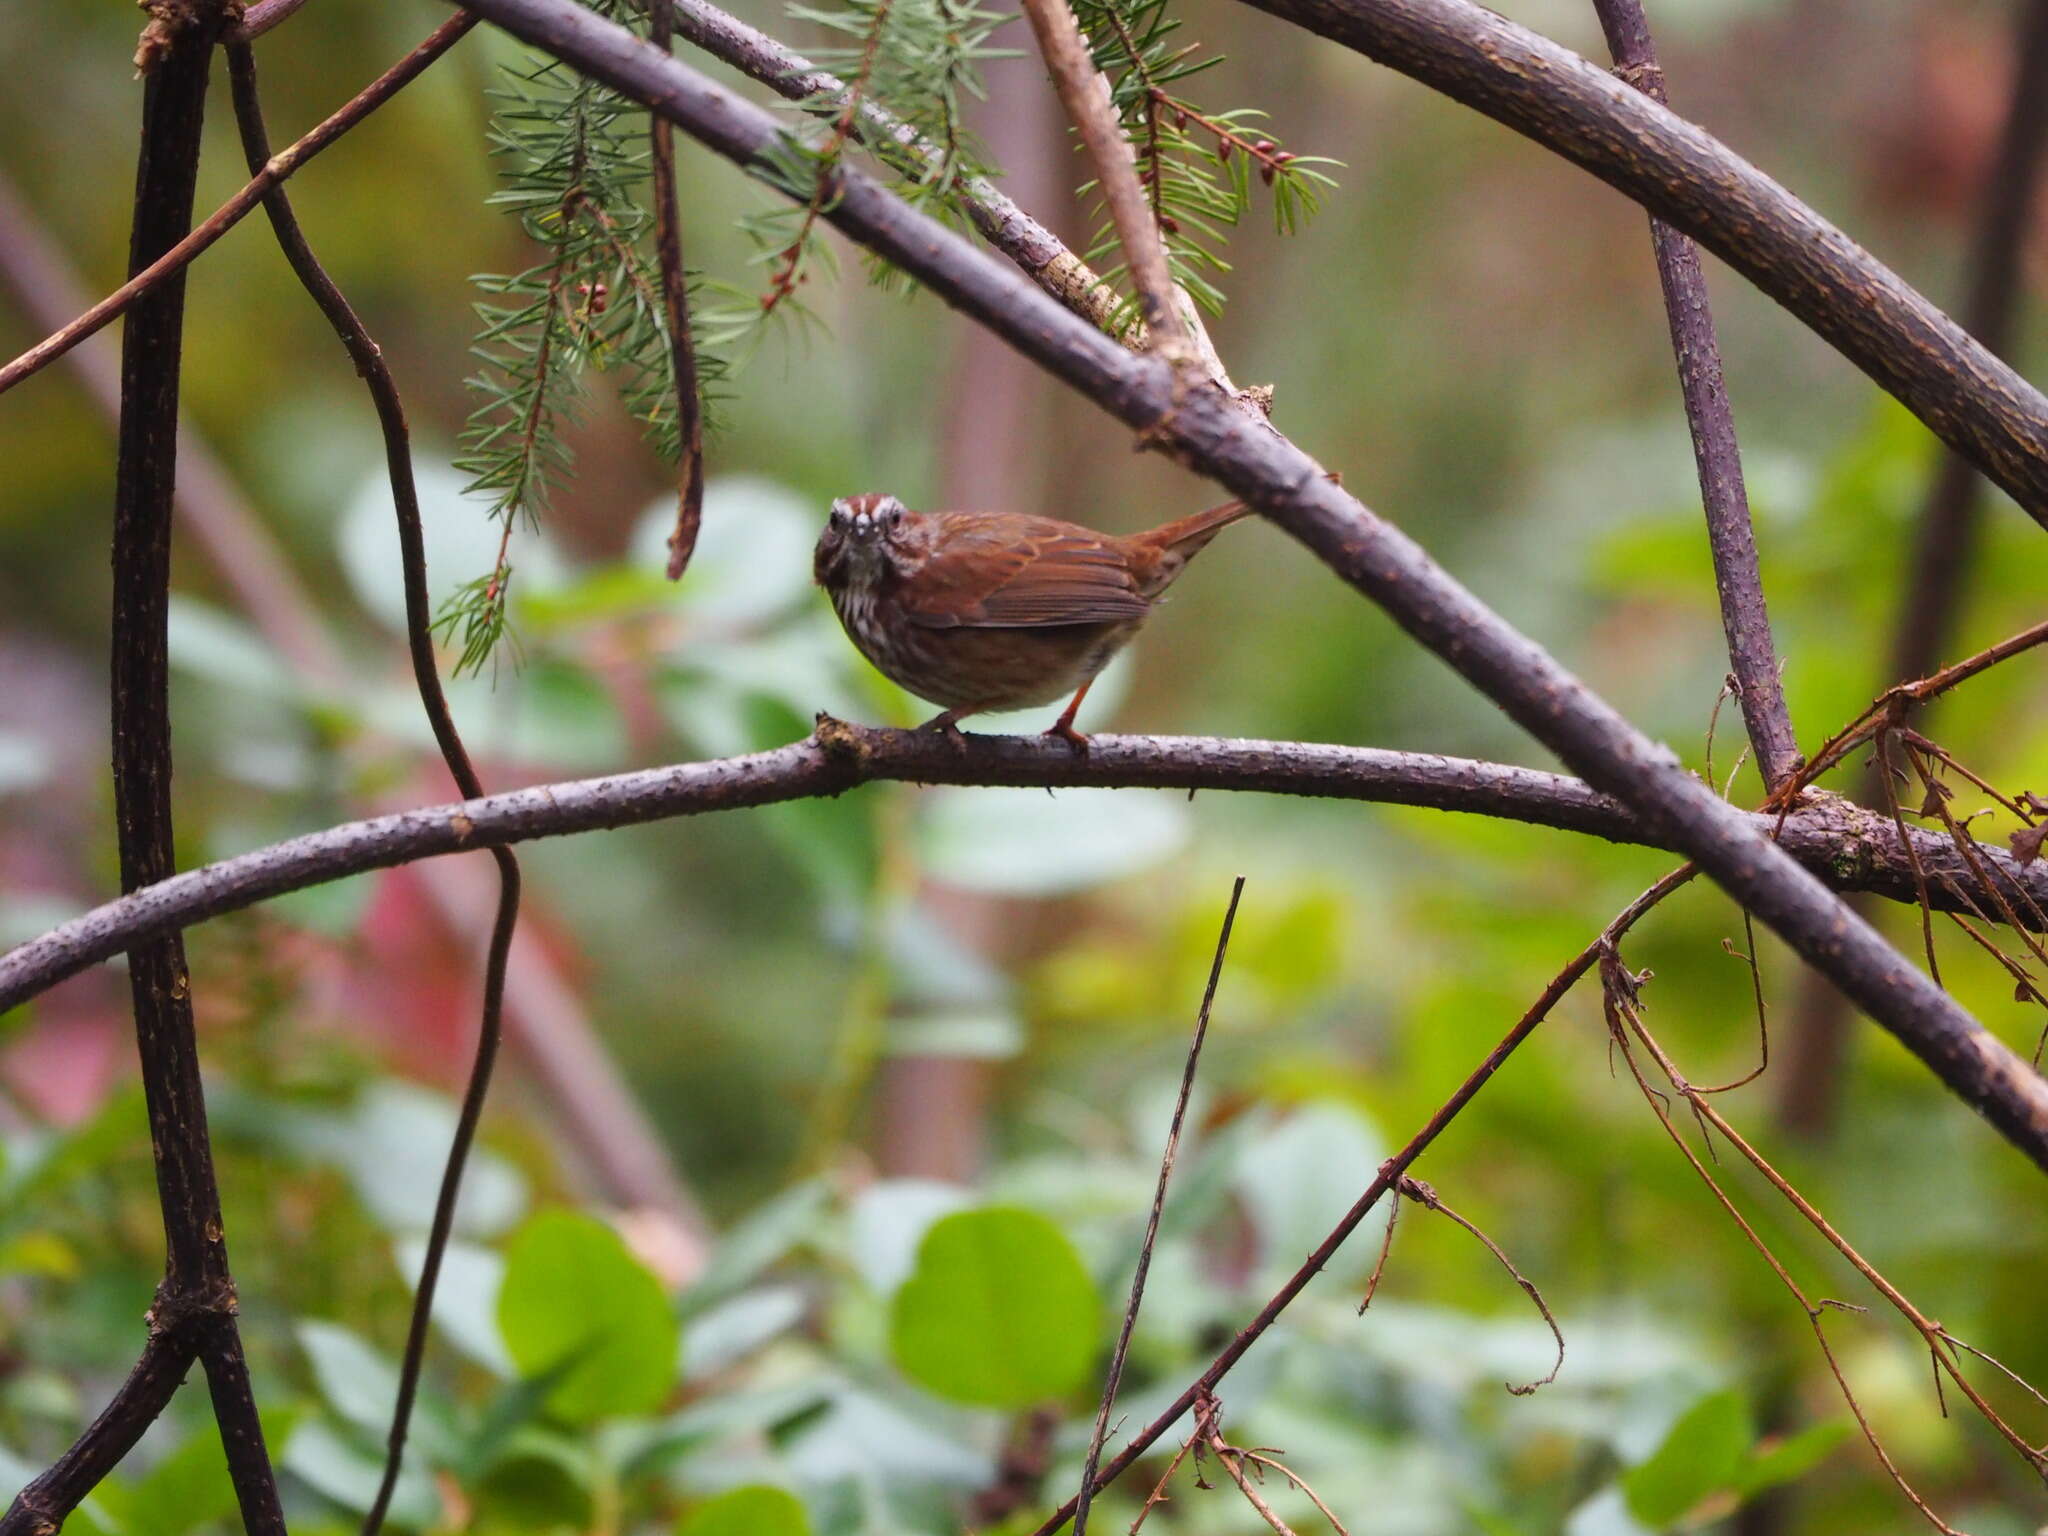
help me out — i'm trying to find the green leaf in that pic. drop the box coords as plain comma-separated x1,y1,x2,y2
1622,1390,1753,1529
472,1425,598,1529
888,1207,1097,1408
1734,1418,1852,1498
297,1322,458,1463
497,1209,680,1424
677,1484,812,1536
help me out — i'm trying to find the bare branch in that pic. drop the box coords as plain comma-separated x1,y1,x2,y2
1018,0,1192,361
0,1333,195,1535
1592,0,1798,790
0,14,478,402
442,0,2048,1173
1229,0,2048,525
11,727,2048,1022
219,44,526,1536
1073,878,1245,1536
1028,865,1696,1534
101,1,284,1526
646,0,708,581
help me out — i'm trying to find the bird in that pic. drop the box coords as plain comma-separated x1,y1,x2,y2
813,491,1254,748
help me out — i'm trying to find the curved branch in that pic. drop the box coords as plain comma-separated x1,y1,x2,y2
4,727,2046,1019
441,0,2048,1171
1229,0,2048,527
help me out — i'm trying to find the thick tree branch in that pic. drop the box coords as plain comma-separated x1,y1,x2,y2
0,14,477,402
6,727,2048,1022
1227,0,2048,527
1591,0,1798,791
100,0,284,1529
438,0,2048,1171
0,1332,195,1536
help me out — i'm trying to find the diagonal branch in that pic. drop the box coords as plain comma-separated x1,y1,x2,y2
0,13,478,402
1072,878,1244,1536
665,0,1131,334
8,727,2048,1022
1018,0,1192,361
1591,0,1798,791
1225,0,2048,526
437,0,2048,1170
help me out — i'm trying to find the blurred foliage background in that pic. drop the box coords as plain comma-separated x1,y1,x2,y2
2,0,2047,1531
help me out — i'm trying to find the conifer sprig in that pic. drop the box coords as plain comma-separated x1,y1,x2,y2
447,4,727,675
1071,0,1338,321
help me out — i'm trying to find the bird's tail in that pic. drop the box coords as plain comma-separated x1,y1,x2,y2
1149,495,1257,559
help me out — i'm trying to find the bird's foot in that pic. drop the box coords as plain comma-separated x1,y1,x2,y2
919,708,975,752
1044,719,1091,755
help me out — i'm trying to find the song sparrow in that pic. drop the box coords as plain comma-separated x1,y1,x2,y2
814,491,1253,747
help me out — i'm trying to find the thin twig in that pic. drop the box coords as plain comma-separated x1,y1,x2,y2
645,0,707,580
1600,974,1964,1533
1592,0,1799,790
1026,866,1696,1534
0,13,478,402
221,45,527,1536
1612,964,2048,1490
1396,1177,1565,1395
1073,877,1246,1536
1017,0,1193,366
1355,1193,1400,1313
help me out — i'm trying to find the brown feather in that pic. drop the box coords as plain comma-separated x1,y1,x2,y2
902,515,1150,629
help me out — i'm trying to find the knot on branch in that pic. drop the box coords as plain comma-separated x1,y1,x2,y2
133,0,241,75
813,712,874,763
146,1275,239,1339
1612,59,1665,94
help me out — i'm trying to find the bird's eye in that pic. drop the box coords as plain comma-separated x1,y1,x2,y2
829,506,847,527
887,506,903,527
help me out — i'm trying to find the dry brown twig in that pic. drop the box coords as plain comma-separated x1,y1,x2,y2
1072,878,1246,1536
1393,1176,1565,1396
1016,0,1196,382
1601,949,2048,1532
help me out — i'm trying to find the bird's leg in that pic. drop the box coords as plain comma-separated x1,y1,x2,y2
1045,680,1095,754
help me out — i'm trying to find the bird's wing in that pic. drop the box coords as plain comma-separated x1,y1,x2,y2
901,517,1150,629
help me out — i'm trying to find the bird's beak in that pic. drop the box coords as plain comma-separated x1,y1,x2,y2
852,510,877,540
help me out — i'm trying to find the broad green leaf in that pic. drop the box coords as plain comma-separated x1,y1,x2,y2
888,1207,1097,1408
1734,1418,1852,1498
497,1209,680,1424
472,1426,597,1529
1622,1390,1753,1529
677,1484,811,1536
